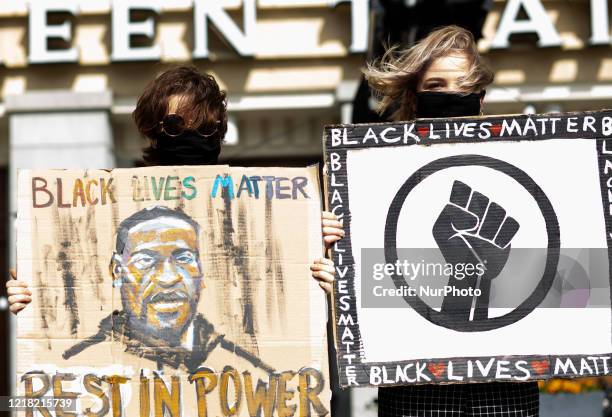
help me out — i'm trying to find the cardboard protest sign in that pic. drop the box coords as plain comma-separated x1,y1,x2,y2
324,110,612,387
16,165,330,416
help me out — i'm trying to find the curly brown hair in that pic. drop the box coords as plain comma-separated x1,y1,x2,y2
364,25,494,121
133,66,228,165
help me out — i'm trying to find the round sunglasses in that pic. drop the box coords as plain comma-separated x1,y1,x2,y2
158,114,219,138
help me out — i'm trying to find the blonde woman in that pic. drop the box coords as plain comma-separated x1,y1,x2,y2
365,26,539,417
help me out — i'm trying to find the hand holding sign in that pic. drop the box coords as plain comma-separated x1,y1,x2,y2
433,180,520,321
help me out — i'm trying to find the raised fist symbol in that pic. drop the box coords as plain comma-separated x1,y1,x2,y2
433,180,520,322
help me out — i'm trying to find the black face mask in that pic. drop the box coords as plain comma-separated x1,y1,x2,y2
415,91,483,118
149,132,221,166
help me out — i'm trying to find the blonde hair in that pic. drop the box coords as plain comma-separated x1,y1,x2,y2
364,25,494,121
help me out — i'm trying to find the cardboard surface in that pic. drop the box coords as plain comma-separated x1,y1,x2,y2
324,110,612,387
16,165,330,416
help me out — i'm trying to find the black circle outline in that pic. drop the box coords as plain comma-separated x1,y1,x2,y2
384,154,560,332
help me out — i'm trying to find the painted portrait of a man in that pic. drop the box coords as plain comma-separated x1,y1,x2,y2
63,206,273,373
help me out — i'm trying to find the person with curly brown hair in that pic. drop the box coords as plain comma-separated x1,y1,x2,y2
7,66,342,312
133,66,227,166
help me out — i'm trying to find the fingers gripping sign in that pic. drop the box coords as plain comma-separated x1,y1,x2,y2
433,180,520,322
7,268,32,315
